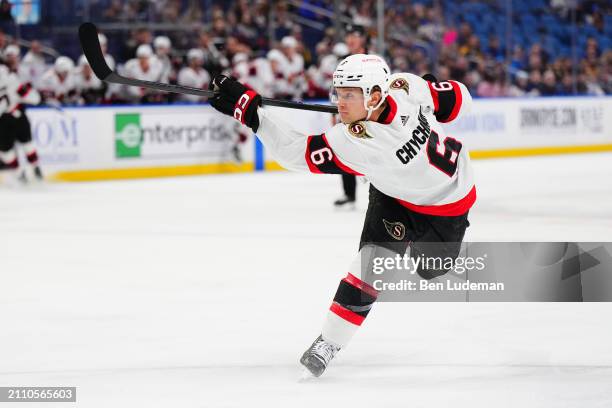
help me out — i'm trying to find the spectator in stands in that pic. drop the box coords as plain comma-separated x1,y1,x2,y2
456,22,473,49
181,0,203,23
436,65,451,82
156,0,180,23
508,70,530,97
486,35,505,60
477,69,506,97
4,0,608,106
210,13,228,50
583,71,605,96
102,0,123,21
540,70,558,96
345,24,367,54
122,27,153,61
0,29,7,55
0,0,12,24
509,45,526,73
527,70,543,96
197,30,228,78
528,43,549,69
557,73,575,96
235,10,259,47
459,34,484,60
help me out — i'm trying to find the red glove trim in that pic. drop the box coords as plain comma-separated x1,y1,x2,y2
233,90,258,125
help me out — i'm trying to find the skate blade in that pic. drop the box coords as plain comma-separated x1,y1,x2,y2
333,203,357,212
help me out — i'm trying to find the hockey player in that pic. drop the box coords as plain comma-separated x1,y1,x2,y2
177,49,210,102
39,56,77,105
21,40,46,89
319,43,349,90
231,52,275,98
96,33,122,102
3,45,32,83
267,36,305,100
97,33,116,71
208,53,475,377
0,59,42,182
153,36,172,84
123,44,164,103
75,55,105,105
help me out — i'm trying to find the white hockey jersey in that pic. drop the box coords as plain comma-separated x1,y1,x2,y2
255,73,476,216
39,68,76,102
123,58,163,98
232,57,274,98
267,49,305,99
177,66,210,102
74,67,103,92
0,65,41,116
21,51,47,88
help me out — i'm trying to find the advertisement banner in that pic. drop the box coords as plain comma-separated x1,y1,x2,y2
443,96,612,150
23,97,612,181
113,110,237,161
27,104,248,180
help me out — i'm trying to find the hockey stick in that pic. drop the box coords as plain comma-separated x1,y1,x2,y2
78,23,338,114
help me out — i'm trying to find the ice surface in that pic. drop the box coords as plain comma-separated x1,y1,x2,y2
1,153,611,407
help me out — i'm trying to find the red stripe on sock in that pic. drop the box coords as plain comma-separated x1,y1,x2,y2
27,152,39,164
343,273,378,298
329,302,365,326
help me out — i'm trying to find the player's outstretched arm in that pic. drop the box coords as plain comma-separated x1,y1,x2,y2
209,75,363,175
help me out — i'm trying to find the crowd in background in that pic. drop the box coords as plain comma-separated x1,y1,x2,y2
0,0,609,106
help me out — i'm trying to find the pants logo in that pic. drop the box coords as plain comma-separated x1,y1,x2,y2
383,219,406,241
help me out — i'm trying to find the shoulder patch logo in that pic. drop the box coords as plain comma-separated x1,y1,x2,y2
382,219,406,241
348,121,372,139
390,78,410,95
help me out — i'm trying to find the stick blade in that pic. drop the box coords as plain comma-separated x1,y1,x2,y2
78,22,112,80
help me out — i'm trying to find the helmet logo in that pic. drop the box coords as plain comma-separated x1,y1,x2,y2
348,121,372,139
390,78,410,95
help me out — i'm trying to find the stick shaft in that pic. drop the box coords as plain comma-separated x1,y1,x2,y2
79,23,338,114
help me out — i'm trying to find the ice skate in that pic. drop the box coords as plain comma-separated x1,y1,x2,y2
231,145,243,163
299,335,340,377
33,166,44,181
333,196,356,210
17,169,28,184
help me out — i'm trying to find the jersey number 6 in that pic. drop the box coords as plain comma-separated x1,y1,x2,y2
426,130,463,177
310,147,333,165
430,81,454,92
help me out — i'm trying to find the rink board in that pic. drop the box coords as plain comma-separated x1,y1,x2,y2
23,96,612,181
26,104,252,181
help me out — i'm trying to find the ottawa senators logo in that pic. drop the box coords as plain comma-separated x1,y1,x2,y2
383,219,406,241
348,121,372,139
390,78,410,95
